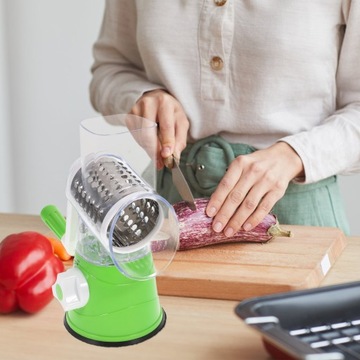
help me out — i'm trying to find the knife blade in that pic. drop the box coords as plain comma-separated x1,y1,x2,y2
169,155,196,210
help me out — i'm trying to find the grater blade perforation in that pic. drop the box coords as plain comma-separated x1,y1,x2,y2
70,155,161,251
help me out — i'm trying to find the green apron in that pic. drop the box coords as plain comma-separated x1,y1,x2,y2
156,135,350,235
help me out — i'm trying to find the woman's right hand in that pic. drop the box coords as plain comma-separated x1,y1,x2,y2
129,89,189,169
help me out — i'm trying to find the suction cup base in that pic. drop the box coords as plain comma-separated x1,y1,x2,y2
63,309,166,347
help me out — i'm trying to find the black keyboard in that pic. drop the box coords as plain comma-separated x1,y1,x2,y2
235,281,360,360
290,319,360,359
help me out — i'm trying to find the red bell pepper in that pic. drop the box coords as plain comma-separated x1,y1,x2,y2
0,231,64,314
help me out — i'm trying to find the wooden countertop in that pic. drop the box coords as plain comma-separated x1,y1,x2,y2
0,213,359,360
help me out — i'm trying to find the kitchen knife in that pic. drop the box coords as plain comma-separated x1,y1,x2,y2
169,155,196,210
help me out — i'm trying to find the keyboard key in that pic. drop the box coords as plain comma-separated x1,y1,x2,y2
332,322,351,329
310,340,331,348
321,331,342,340
300,334,321,343
342,327,360,337
332,337,352,345
311,325,330,332
289,328,309,336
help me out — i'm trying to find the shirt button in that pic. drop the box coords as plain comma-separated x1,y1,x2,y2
210,56,224,71
214,0,227,6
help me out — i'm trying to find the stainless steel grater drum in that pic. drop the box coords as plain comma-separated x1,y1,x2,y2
70,155,162,250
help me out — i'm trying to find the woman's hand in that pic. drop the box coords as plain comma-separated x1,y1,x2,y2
129,89,189,169
206,142,304,236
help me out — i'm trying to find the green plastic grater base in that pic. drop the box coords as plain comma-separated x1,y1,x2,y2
63,253,166,347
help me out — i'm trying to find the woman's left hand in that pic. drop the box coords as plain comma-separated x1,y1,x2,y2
205,142,304,237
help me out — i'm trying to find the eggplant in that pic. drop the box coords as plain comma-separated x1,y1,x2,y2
173,198,292,251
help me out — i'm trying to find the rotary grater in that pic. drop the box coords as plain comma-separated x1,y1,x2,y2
47,115,179,347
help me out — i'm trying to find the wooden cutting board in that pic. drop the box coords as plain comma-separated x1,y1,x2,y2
0,214,346,301
156,225,347,301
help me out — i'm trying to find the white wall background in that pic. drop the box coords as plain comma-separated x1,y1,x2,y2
0,0,359,235
0,0,104,216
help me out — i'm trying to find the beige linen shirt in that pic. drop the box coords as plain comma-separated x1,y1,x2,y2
90,0,360,184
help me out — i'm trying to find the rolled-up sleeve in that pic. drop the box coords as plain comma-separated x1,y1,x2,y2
281,0,360,183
